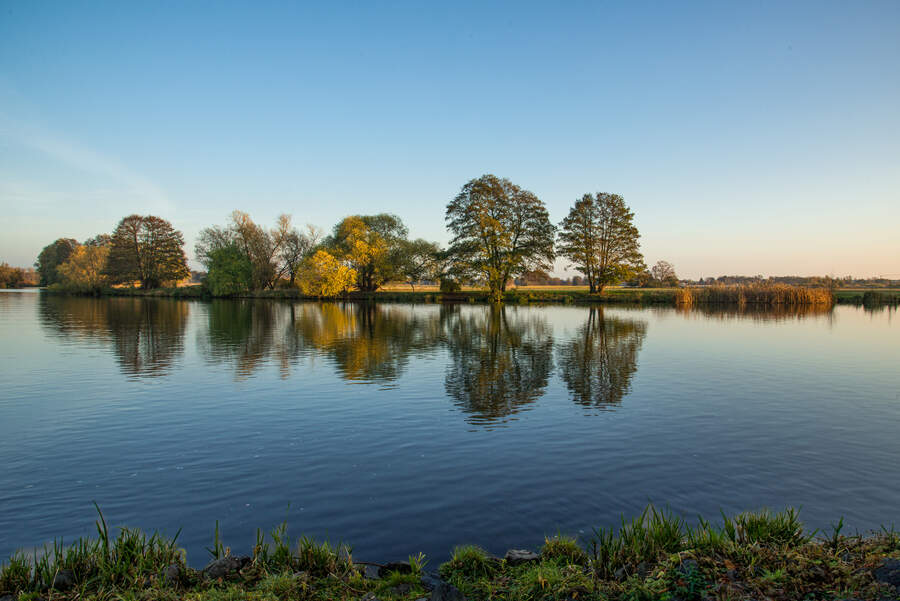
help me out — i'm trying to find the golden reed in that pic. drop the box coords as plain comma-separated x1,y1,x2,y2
676,284,834,307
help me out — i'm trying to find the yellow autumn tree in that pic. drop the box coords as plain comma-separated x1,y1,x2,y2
326,215,407,291
57,245,110,292
297,250,357,297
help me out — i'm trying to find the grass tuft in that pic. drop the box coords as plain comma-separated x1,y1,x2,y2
541,535,588,566
439,545,498,583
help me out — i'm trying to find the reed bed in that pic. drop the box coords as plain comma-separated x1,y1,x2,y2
677,284,834,307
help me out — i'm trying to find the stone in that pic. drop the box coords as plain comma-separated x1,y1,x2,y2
360,593,379,601
202,555,251,580
635,561,650,577
420,572,439,588
162,564,182,585
0,595,17,601
377,561,412,578
430,581,465,601
677,559,698,575
614,566,627,581
391,583,413,596
873,558,900,588
420,572,442,591
51,569,76,591
356,563,381,580
504,549,539,565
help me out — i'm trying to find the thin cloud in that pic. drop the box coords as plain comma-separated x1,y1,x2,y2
0,111,172,213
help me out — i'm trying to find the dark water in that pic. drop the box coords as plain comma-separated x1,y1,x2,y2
1,290,898,564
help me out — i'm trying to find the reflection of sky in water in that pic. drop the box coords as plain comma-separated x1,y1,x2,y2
0,291,898,565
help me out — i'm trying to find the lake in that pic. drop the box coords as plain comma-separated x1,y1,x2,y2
1,290,898,565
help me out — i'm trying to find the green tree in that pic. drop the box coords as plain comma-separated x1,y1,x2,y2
557,192,645,294
204,244,253,296
326,214,409,291
196,211,295,290
105,215,190,289
446,174,556,301
399,238,440,291
35,238,79,286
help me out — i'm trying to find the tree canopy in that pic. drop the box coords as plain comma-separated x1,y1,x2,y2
651,260,678,286
446,174,556,301
57,245,110,293
325,214,409,292
297,250,357,297
197,211,318,292
35,238,79,286
557,192,645,293
105,215,190,289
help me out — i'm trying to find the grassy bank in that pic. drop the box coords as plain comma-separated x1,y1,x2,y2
834,289,900,307
42,284,900,308
2,506,899,601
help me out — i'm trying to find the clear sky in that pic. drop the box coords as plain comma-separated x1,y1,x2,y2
1,1,898,278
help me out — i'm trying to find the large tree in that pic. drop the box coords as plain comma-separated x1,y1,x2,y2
326,214,408,292
35,238,79,286
105,215,190,289
446,174,556,301
557,192,645,294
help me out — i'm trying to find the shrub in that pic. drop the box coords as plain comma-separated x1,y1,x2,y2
439,278,461,292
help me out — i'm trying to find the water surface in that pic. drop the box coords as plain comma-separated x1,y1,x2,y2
1,291,898,563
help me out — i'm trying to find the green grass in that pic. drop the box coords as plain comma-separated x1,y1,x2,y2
2,504,900,601
834,289,900,306
439,545,498,583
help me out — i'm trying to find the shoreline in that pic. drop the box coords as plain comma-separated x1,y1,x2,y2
33,285,900,308
2,506,899,601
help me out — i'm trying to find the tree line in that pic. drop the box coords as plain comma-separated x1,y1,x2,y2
0,263,37,288
34,174,680,298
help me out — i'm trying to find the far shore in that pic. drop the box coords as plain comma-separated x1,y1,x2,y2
33,284,900,308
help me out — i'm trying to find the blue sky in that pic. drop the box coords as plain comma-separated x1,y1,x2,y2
1,1,898,277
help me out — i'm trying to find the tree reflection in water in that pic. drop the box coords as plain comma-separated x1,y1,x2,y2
292,302,443,384
200,300,303,379
38,297,661,422
39,295,188,378
443,305,554,427
556,307,647,412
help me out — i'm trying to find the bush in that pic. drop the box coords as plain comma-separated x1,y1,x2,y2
439,278,461,292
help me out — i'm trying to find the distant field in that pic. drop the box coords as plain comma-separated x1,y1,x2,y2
376,284,666,293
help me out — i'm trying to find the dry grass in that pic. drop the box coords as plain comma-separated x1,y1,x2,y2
677,284,834,307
